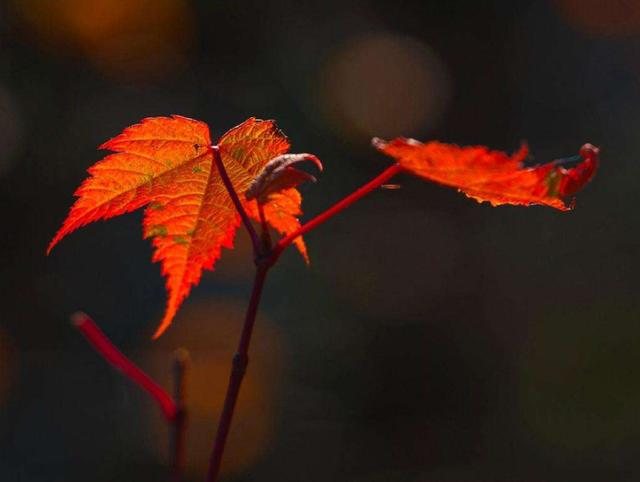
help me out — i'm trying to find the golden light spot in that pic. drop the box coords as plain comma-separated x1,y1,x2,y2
12,0,195,81
142,300,285,478
319,33,452,142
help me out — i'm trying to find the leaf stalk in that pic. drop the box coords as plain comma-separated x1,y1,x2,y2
171,349,189,482
269,163,402,263
205,264,269,482
210,145,262,255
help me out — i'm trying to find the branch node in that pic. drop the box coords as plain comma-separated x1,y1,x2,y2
232,353,248,376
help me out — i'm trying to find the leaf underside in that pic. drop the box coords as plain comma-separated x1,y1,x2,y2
373,138,599,210
49,116,309,338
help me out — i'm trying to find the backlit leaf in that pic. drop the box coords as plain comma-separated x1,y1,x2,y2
373,138,599,210
49,116,317,337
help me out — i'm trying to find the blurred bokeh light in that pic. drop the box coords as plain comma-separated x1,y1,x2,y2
144,300,284,478
1,1,638,481
11,0,195,81
320,32,451,142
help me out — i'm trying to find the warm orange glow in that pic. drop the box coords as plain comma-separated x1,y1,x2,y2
144,300,285,478
320,33,451,141
12,0,195,81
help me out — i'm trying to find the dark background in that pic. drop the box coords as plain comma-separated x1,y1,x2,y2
1,1,639,481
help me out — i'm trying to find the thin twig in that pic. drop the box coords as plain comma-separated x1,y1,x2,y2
205,162,404,482
171,348,189,482
205,146,274,482
210,145,261,254
269,163,402,264
71,312,177,420
205,264,270,482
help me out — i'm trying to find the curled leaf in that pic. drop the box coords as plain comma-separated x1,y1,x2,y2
246,153,323,203
373,137,599,210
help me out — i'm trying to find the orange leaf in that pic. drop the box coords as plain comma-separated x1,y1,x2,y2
49,116,317,338
373,138,599,210
245,188,310,263
219,119,312,262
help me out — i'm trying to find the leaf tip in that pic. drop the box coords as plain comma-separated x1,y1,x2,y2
513,142,529,164
305,153,324,172
152,307,177,340
151,322,169,340
46,236,61,256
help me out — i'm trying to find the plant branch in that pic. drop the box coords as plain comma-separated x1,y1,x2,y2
269,163,402,263
205,264,270,482
205,162,403,481
71,312,177,421
171,348,189,482
210,145,261,254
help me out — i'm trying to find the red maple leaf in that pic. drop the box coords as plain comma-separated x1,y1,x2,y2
48,116,320,338
373,138,599,210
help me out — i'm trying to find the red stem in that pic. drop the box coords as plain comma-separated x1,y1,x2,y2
205,142,275,482
205,264,269,482
171,349,189,482
269,163,402,263
210,145,261,254
71,312,177,420
205,162,402,482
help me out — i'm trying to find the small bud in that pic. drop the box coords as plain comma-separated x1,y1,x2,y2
246,153,323,203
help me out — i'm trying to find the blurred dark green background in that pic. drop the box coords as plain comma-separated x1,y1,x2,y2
1,0,639,481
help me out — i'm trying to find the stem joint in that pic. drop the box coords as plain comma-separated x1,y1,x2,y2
232,353,248,377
